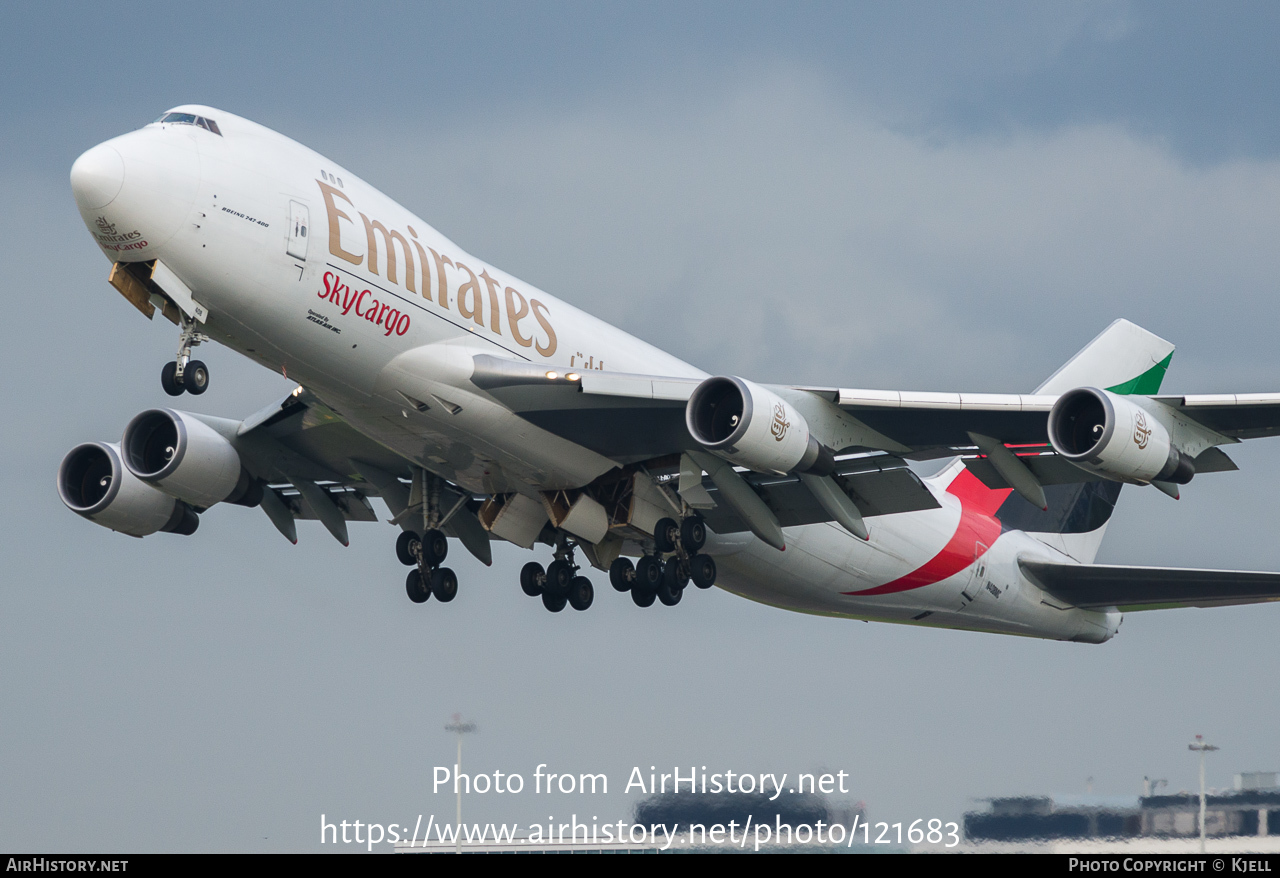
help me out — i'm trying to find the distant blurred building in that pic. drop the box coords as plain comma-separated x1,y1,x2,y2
965,772,1280,843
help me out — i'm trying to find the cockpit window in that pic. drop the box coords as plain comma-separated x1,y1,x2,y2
155,112,223,136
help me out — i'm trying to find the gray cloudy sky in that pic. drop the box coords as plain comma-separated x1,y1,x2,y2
4,1,1280,852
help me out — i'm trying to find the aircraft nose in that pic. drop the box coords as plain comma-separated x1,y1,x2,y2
71,129,201,256
70,144,126,211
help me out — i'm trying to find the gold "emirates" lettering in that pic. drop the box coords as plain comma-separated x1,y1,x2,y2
316,180,557,356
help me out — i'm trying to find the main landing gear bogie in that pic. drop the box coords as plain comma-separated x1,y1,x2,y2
399,526,456,605
520,561,595,613
405,566,459,603
610,514,718,609
521,535,595,613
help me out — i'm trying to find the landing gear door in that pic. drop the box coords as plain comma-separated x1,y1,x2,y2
287,200,310,261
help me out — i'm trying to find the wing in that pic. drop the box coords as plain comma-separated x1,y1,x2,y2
1151,393,1280,440
1020,559,1280,611
470,316,1280,527
229,390,491,560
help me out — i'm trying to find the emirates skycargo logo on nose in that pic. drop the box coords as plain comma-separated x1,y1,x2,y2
93,215,146,251
319,271,410,337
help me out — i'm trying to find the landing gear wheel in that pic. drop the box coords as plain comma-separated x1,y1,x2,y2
568,576,594,611
544,560,572,598
664,557,689,591
184,360,209,395
635,555,663,591
690,553,717,589
421,529,448,567
405,569,430,603
631,585,656,608
430,567,458,602
161,361,184,396
681,516,707,552
396,531,421,566
520,561,545,597
542,590,567,612
654,517,680,554
609,557,635,592
657,577,683,606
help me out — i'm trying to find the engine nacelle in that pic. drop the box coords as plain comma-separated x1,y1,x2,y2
1048,387,1195,485
685,377,834,475
58,442,199,536
122,409,260,509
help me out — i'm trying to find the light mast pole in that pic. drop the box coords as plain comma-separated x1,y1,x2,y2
445,713,477,854
1188,735,1219,854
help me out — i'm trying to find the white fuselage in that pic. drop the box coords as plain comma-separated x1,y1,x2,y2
70,106,1120,643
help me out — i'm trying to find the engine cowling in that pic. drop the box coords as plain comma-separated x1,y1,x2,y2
58,442,199,536
1047,387,1195,484
685,377,834,475
121,409,260,509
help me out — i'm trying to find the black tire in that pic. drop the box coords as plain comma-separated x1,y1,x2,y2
396,531,421,566
653,517,679,554
609,557,635,592
631,586,656,608
185,360,209,395
664,556,689,591
635,555,663,590
422,528,448,567
658,576,683,606
544,560,572,598
568,576,594,611
520,561,545,597
690,553,717,589
431,567,458,602
542,590,567,613
681,516,707,552
161,361,184,396
405,569,430,603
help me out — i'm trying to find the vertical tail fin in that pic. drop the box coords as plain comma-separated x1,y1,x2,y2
1035,318,1174,396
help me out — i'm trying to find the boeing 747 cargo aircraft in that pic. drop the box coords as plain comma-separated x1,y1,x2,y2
58,105,1280,642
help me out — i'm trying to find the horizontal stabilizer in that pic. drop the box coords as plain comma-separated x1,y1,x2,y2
1020,559,1280,611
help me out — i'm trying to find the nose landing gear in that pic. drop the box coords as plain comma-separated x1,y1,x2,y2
161,315,210,396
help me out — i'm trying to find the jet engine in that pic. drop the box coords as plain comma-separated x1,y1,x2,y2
58,441,199,536
121,409,261,509
685,376,834,475
1047,387,1195,484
